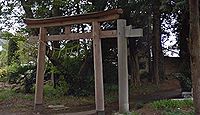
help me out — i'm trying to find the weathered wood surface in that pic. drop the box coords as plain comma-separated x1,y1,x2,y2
117,19,129,113
92,21,105,113
125,26,143,37
28,30,117,42
28,28,143,42
34,27,46,110
24,9,123,28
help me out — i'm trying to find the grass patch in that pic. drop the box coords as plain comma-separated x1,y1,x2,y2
131,83,159,95
129,112,139,115
114,111,139,115
149,99,193,110
149,99,194,115
16,93,33,101
0,89,34,101
104,84,118,103
0,89,16,101
162,108,194,115
43,83,94,106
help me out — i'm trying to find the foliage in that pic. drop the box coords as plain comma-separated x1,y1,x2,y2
149,99,194,115
131,83,159,95
15,65,36,93
140,71,150,82
0,46,8,67
0,89,15,101
0,68,7,81
7,39,19,65
104,84,118,103
114,111,139,115
129,112,139,115
43,83,94,106
175,73,192,92
6,62,21,83
0,0,192,96
0,31,37,93
162,108,194,115
150,99,193,110
0,89,33,102
44,81,68,98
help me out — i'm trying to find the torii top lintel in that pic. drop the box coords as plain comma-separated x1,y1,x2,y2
24,9,123,28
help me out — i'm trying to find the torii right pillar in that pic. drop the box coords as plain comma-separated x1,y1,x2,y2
117,19,143,113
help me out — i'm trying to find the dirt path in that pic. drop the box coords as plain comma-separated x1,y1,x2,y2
0,110,96,115
0,80,182,115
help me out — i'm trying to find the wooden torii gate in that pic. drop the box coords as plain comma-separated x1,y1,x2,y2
24,9,143,114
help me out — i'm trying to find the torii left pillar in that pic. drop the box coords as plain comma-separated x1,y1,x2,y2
34,27,46,111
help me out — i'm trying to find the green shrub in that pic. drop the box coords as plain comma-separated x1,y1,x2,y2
0,89,33,102
0,68,7,81
150,99,193,110
6,64,36,93
131,112,139,115
0,89,15,101
176,62,192,92
44,80,68,98
17,69,36,93
6,63,21,83
175,73,192,92
163,108,194,115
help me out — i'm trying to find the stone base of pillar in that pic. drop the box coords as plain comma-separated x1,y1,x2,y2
34,104,43,112
96,110,105,115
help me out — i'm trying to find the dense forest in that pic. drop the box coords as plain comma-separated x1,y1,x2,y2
0,0,199,114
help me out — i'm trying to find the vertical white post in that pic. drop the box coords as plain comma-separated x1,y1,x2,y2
34,27,46,111
92,21,105,115
117,19,129,113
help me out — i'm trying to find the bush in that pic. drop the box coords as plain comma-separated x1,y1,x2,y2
0,89,33,101
150,99,193,110
175,73,192,92
16,69,36,93
0,68,7,81
176,62,192,92
66,75,94,96
0,89,15,101
163,109,194,115
6,64,36,93
6,63,21,83
44,81,68,98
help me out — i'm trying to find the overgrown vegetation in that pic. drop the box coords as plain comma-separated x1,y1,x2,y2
0,89,33,102
149,99,194,114
150,99,193,109
0,0,193,96
0,0,196,113
0,86,94,112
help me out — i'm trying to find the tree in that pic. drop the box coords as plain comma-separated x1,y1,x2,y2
1,0,192,94
152,0,164,85
189,0,200,114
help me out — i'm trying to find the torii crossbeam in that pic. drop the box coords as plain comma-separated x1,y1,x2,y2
24,9,143,114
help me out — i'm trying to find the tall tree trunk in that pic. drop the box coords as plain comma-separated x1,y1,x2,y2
129,39,141,86
179,10,190,62
189,0,200,114
178,7,191,91
152,0,164,85
118,0,141,86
